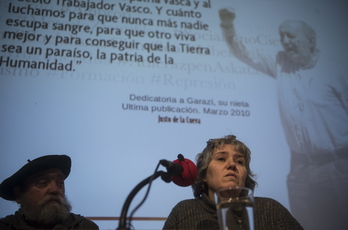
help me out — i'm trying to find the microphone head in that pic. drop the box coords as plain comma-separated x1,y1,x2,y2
171,157,198,187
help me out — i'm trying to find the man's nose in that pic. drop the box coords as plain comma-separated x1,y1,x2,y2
47,181,61,193
282,35,290,44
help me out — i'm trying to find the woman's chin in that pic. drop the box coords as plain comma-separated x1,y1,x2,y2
224,182,240,188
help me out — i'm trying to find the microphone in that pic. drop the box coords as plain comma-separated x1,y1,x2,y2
160,154,198,187
117,155,198,230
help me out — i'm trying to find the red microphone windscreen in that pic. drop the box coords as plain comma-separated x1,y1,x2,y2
171,158,198,187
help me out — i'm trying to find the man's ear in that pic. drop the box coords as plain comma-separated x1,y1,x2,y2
13,186,22,204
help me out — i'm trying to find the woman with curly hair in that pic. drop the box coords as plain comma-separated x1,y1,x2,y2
163,135,303,230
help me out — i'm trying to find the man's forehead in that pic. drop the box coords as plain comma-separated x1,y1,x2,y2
280,21,305,33
28,168,66,180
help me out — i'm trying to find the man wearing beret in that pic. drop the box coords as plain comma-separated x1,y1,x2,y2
0,155,99,229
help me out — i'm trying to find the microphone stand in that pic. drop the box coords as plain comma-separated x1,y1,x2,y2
116,170,171,230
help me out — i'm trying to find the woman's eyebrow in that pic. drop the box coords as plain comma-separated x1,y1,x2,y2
214,151,228,155
234,154,245,159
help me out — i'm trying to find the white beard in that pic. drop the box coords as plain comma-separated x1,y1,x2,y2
20,194,72,225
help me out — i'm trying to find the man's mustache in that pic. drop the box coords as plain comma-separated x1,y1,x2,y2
39,194,67,206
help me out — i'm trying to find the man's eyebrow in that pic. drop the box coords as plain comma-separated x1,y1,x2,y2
35,172,66,180
56,172,66,178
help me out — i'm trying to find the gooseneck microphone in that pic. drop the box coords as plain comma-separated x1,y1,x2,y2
159,158,183,178
117,154,198,230
160,154,198,186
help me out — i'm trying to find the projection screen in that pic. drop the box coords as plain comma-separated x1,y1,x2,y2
1,0,347,229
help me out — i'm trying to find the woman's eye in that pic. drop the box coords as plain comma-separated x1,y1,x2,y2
236,160,245,165
217,157,225,161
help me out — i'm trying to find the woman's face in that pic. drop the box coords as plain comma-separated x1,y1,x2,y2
205,144,248,201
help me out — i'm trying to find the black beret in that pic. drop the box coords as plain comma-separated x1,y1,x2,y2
0,155,71,201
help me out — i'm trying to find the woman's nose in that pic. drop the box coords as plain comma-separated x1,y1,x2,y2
226,159,236,170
